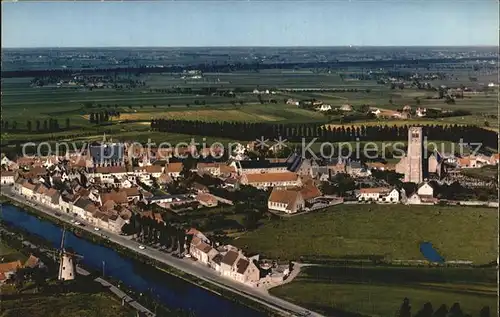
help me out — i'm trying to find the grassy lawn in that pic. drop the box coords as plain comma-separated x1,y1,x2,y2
271,265,497,317
233,205,498,265
1,123,246,146
1,74,497,149
461,166,498,181
109,104,326,123
0,242,15,256
0,291,136,317
0,241,28,263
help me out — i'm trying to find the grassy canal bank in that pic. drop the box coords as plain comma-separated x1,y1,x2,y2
0,228,137,317
0,221,178,316
0,194,284,317
234,204,498,265
231,204,498,317
270,265,497,317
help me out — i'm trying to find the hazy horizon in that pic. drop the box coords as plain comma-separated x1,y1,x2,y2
2,45,498,49
2,0,498,48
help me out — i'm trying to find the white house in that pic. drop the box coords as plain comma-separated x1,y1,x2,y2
220,250,240,279
142,165,164,178
0,171,16,185
107,215,128,234
19,181,36,199
456,156,480,169
416,107,427,117
233,257,260,285
405,192,436,205
216,248,260,285
190,237,218,265
73,198,93,219
489,154,499,165
316,104,332,112
42,156,59,168
357,187,399,203
1,156,13,167
120,178,132,188
88,190,102,205
403,182,436,205
42,188,60,210
417,182,434,196
240,172,301,189
381,188,400,203
67,170,81,182
186,228,210,244
58,172,68,182
339,104,353,112
166,162,183,178
59,195,78,213
267,188,305,214
91,166,128,180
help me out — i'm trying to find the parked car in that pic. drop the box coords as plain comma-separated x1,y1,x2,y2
138,245,145,250
94,227,100,231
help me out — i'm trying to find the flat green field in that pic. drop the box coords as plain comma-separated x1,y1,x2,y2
233,205,498,265
0,292,136,317
271,265,497,317
461,166,498,181
1,72,498,146
0,241,27,263
282,88,497,115
104,104,326,123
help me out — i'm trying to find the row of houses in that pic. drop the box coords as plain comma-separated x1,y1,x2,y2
267,181,323,214
0,255,41,284
191,240,260,285
188,230,287,287
355,181,436,205
14,179,131,233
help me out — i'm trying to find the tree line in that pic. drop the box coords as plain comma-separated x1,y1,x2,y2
151,119,498,149
121,210,190,255
3,56,496,78
1,118,70,133
88,111,120,124
397,297,490,317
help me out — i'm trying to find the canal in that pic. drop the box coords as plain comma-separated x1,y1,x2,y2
0,203,264,317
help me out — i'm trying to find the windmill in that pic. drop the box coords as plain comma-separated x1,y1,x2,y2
48,228,83,281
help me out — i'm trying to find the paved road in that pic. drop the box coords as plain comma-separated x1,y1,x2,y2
1,186,323,317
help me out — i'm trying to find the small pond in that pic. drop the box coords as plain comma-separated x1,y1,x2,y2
419,242,445,263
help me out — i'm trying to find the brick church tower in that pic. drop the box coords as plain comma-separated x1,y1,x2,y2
404,127,424,183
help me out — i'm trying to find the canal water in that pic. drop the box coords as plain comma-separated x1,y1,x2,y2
0,203,264,317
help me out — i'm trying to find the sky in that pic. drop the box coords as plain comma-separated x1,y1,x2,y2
1,0,498,48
